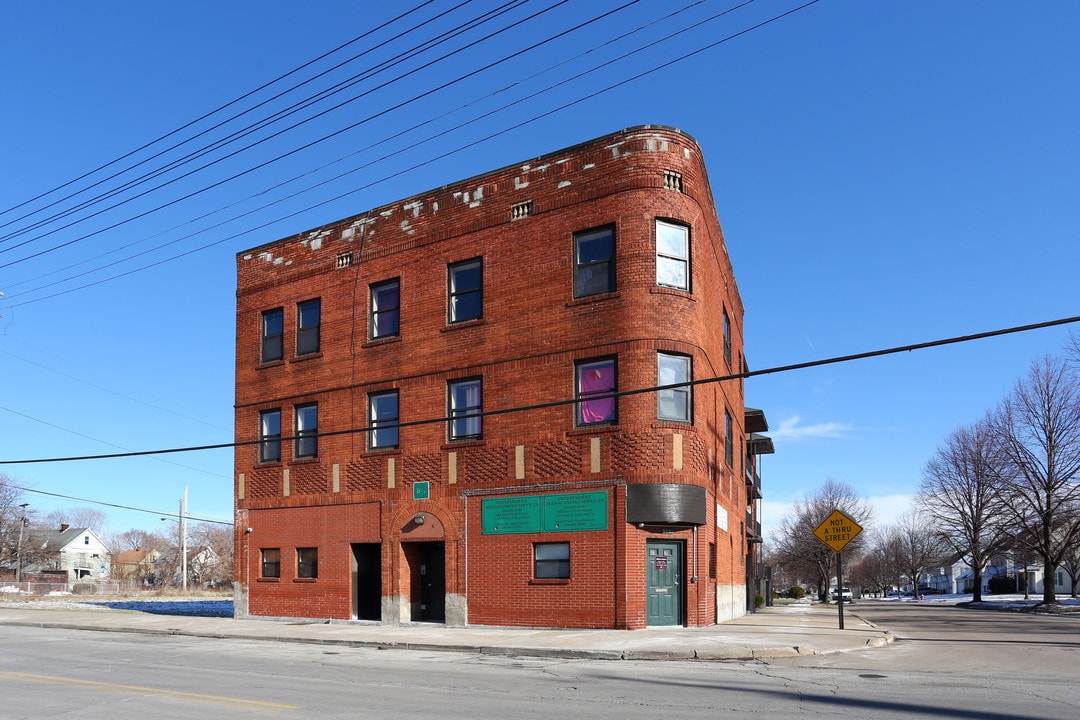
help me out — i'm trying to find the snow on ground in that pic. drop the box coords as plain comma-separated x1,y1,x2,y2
863,593,1080,614
0,593,233,618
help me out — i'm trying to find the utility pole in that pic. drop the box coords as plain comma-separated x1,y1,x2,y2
182,487,188,592
15,503,28,583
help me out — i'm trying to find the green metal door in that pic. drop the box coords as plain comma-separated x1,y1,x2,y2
646,541,682,626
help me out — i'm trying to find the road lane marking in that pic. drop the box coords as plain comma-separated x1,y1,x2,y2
0,670,302,712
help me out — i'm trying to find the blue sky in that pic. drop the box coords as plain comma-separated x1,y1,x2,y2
1,1,1078,541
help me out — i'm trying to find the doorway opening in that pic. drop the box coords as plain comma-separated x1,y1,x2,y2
351,543,382,621
403,541,445,623
646,540,685,626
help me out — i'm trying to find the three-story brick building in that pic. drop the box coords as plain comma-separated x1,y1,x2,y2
234,125,770,628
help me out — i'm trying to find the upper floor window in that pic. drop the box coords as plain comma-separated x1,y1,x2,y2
449,378,482,441
295,403,318,458
259,409,282,463
297,299,321,356
723,307,731,366
297,547,318,579
261,308,284,363
658,352,692,422
261,548,281,578
371,279,400,339
369,390,399,449
576,357,617,426
449,259,482,323
573,226,614,298
725,409,734,467
656,220,689,290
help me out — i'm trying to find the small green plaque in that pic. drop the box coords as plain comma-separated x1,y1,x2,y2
413,481,430,500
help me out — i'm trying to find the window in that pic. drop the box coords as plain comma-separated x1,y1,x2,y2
534,542,570,579
369,391,399,449
261,308,284,363
573,226,614,297
723,307,731,367
658,352,691,422
259,409,282,463
261,548,281,578
297,299,321,355
576,358,617,425
295,403,318,458
725,409,734,467
371,279,400,339
656,220,689,290
449,378,482,440
449,259,482,323
297,548,318,579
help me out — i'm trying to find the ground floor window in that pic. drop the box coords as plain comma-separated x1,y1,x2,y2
261,548,280,578
297,547,318,579
534,542,570,579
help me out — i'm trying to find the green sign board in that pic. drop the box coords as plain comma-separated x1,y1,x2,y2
413,481,430,501
482,491,608,535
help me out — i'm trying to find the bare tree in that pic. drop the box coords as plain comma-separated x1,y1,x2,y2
890,509,947,597
989,355,1080,605
0,474,30,572
771,478,873,602
847,529,897,597
917,419,1010,602
45,507,108,535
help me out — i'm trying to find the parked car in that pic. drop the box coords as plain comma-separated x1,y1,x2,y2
832,587,854,603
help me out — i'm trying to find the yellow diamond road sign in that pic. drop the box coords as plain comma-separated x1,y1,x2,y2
813,508,863,553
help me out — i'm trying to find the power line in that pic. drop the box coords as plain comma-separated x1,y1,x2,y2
10,484,232,527
2,313,1076,466
3,0,797,307
0,0,446,234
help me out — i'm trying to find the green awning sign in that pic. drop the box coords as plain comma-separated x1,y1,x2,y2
482,491,608,534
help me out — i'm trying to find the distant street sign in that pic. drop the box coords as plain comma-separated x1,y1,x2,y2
813,508,863,553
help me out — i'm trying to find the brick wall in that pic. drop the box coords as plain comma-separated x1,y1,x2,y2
234,126,749,628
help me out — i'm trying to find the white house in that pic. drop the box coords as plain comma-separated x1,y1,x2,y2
37,524,111,582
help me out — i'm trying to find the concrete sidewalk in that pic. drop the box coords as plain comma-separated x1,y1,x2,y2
0,601,894,661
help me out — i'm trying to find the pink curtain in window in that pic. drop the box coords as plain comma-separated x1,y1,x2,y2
580,364,615,423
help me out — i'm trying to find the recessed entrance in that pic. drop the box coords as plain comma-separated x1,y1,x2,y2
403,541,445,623
351,543,382,621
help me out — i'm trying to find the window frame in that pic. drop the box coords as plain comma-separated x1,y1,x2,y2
655,219,690,291
369,390,400,450
722,307,732,367
261,548,281,579
573,226,615,298
297,547,318,579
448,258,483,323
259,409,282,463
448,377,483,441
534,542,570,579
296,299,321,356
725,409,734,467
294,403,318,459
370,279,401,339
261,308,284,363
657,352,692,423
575,357,617,426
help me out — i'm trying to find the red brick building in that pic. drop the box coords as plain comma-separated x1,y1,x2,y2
234,125,771,629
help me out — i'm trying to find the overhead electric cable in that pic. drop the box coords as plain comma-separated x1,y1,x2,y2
0,0,445,232
4,0,790,306
1,312,1075,465
10,484,232,526
0,0,520,250
4,0,711,298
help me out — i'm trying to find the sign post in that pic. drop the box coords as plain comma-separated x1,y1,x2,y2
812,508,863,630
